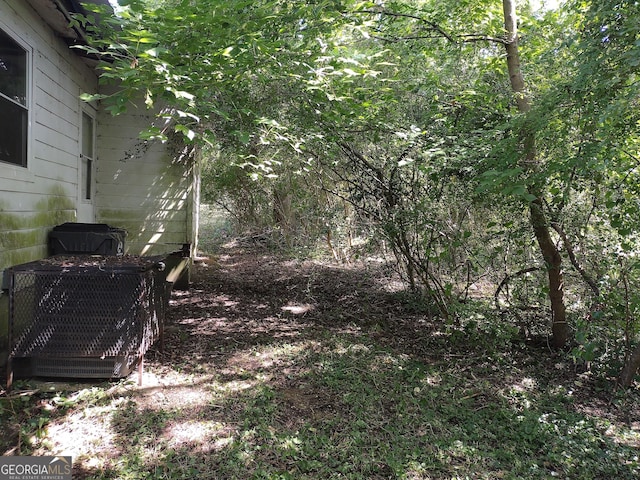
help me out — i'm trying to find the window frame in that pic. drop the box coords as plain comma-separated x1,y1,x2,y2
80,109,96,203
0,22,32,171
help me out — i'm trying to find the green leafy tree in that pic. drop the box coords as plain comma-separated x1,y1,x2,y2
500,0,568,347
80,0,640,383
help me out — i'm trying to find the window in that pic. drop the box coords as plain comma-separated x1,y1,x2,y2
81,112,95,200
0,28,28,167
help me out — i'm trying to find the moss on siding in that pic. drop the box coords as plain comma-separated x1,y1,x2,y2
0,228,43,250
0,210,24,230
0,188,75,272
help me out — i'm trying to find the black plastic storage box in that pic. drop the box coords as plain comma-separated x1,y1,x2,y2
49,222,126,256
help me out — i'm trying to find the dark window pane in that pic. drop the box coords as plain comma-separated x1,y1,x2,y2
0,29,27,167
82,112,94,199
0,95,27,166
0,29,27,106
82,112,94,158
85,158,92,200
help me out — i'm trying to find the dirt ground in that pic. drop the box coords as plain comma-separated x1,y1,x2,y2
1,244,639,478
1,246,415,458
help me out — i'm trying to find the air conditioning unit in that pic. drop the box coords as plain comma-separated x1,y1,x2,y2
6,255,168,387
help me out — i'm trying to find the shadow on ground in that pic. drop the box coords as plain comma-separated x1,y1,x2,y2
1,246,639,479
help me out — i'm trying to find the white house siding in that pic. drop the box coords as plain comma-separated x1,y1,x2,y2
95,105,200,256
0,0,100,370
0,0,98,272
0,1,199,371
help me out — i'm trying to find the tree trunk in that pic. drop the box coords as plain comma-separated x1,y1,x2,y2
619,341,640,387
273,184,294,244
530,198,568,347
502,0,569,348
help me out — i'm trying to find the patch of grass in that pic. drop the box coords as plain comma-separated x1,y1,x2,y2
3,334,640,479
255,336,640,479
2,253,639,479
198,204,235,254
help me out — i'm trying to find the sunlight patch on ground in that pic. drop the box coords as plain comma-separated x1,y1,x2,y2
511,376,538,392
281,302,315,315
212,379,259,394
421,373,442,386
604,423,640,449
164,420,235,451
33,403,118,463
332,342,371,356
134,372,220,408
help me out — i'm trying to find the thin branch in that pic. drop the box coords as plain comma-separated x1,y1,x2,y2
551,222,600,297
370,34,451,44
494,267,541,310
354,9,507,45
356,9,455,42
459,34,508,45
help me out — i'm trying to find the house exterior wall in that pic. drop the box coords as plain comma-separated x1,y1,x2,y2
0,0,200,372
0,0,98,271
0,0,99,366
95,103,200,257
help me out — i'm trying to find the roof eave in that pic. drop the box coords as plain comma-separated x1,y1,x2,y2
26,0,113,43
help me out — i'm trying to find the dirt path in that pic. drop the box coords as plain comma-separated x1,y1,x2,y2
14,248,413,472
2,246,639,479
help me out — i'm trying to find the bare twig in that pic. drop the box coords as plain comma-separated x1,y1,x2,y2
355,9,455,42
494,267,541,310
551,222,600,298
354,9,507,45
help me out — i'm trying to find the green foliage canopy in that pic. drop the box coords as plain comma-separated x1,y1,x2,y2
78,0,640,374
